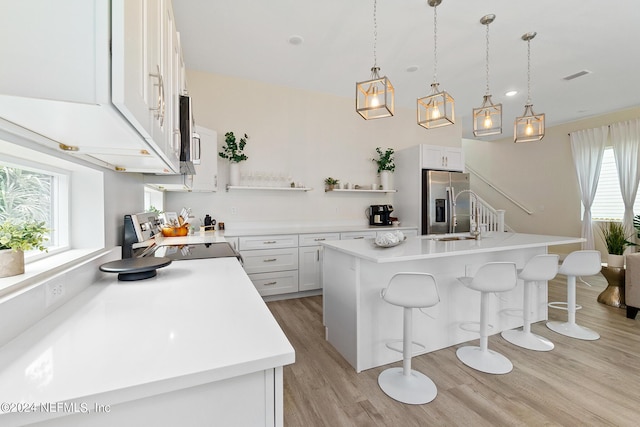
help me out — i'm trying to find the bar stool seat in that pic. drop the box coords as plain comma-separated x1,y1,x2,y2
501,254,559,351
546,250,601,340
377,272,440,405
456,262,518,374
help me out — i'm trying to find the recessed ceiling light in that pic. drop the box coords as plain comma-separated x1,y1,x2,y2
288,35,304,46
505,90,518,97
406,65,419,72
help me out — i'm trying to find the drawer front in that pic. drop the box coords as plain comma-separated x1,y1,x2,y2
299,233,340,247
402,229,419,237
340,231,376,240
240,247,299,274
249,271,298,296
239,234,298,250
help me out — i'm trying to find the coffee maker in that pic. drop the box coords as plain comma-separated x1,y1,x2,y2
369,205,393,226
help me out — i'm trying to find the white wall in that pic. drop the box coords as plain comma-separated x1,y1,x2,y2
167,70,462,227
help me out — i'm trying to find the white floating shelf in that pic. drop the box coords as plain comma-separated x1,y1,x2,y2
325,189,397,193
226,185,313,192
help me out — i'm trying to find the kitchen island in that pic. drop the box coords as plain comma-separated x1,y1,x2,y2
0,253,294,426
321,232,583,372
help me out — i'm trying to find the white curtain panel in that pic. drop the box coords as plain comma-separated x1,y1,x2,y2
570,126,608,250
611,118,640,244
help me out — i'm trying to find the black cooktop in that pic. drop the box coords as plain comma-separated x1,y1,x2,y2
151,242,239,261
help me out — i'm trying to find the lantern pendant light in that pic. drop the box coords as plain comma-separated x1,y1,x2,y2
418,0,454,129
472,14,502,137
356,0,394,120
514,32,545,142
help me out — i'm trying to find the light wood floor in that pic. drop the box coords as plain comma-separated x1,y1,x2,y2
267,273,640,426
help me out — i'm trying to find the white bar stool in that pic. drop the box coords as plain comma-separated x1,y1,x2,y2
546,250,601,340
377,272,440,405
501,254,559,351
456,262,517,375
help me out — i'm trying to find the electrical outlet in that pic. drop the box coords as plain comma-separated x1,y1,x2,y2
45,277,66,307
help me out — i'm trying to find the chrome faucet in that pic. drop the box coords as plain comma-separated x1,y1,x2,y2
451,189,481,238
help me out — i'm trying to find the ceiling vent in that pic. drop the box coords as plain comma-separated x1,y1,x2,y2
563,70,592,81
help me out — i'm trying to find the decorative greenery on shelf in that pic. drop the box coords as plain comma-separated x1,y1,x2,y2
599,221,636,255
372,147,395,173
0,220,49,252
324,177,339,186
219,132,249,163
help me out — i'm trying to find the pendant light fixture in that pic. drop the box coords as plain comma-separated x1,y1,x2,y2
356,0,394,120
418,0,454,129
472,14,502,137
514,32,545,142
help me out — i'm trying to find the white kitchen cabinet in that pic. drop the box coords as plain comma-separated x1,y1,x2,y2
239,235,299,250
249,271,299,297
239,235,299,296
298,233,340,292
0,0,182,174
144,126,218,191
421,145,464,171
241,247,299,275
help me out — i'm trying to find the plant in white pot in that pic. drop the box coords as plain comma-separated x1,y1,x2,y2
372,147,395,190
218,132,249,187
0,220,49,278
599,221,635,268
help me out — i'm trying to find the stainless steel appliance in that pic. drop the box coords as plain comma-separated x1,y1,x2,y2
422,170,470,234
369,205,393,226
179,95,201,174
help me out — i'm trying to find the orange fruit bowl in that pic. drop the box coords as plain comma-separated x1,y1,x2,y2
161,226,189,237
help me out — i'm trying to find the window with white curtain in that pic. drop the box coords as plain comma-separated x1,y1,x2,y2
591,146,640,221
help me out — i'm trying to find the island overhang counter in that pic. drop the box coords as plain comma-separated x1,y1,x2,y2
320,232,584,372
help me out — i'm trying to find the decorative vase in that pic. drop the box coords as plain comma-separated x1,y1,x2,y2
380,170,390,190
229,162,240,186
607,254,625,268
0,249,25,278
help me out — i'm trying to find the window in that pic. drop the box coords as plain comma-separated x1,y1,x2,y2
591,146,640,221
0,159,69,260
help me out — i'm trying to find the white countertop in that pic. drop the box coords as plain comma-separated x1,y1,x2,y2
222,224,417,237
0,257,294,424
321,232,585,263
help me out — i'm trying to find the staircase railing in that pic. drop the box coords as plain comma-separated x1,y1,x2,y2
471,195,511,232
466,164,533,216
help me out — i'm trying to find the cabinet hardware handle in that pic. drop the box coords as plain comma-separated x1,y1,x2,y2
314,238,326,241
264,281,277,286
149,64,165,126
263,258,277,262
263,241,277,244
354,236,365,239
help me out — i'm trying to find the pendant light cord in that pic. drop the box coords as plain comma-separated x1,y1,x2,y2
372,0,378,69
526,38,532,104
485,21,490,95
433,4,438,83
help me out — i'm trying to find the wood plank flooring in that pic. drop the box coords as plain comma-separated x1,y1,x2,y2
266,273,640,426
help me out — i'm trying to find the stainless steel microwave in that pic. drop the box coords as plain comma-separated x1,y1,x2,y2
179,95,200,174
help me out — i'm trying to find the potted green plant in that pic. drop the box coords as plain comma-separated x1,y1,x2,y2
324,177,339,191
372,147,395,190
0,220,49,278
219,132,249,186
599,221,635,268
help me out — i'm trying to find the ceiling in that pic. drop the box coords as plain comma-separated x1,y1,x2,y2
173,0,640,140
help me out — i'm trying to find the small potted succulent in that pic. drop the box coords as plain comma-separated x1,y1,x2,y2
324,177,340,191
372,147,395,190
0,220,49,278
219,132,249,186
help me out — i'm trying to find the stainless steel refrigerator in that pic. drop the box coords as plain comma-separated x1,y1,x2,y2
422,170,470,234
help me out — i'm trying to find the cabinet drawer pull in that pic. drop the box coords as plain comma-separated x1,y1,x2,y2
263,240,277,244
354,236,365,239
263,258,277,262
264,281,277,286
314,238,326,241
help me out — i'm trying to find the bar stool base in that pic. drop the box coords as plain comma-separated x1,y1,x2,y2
501,330,554,351
546,321,599,340
456,346,513,374
378,367,437,405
